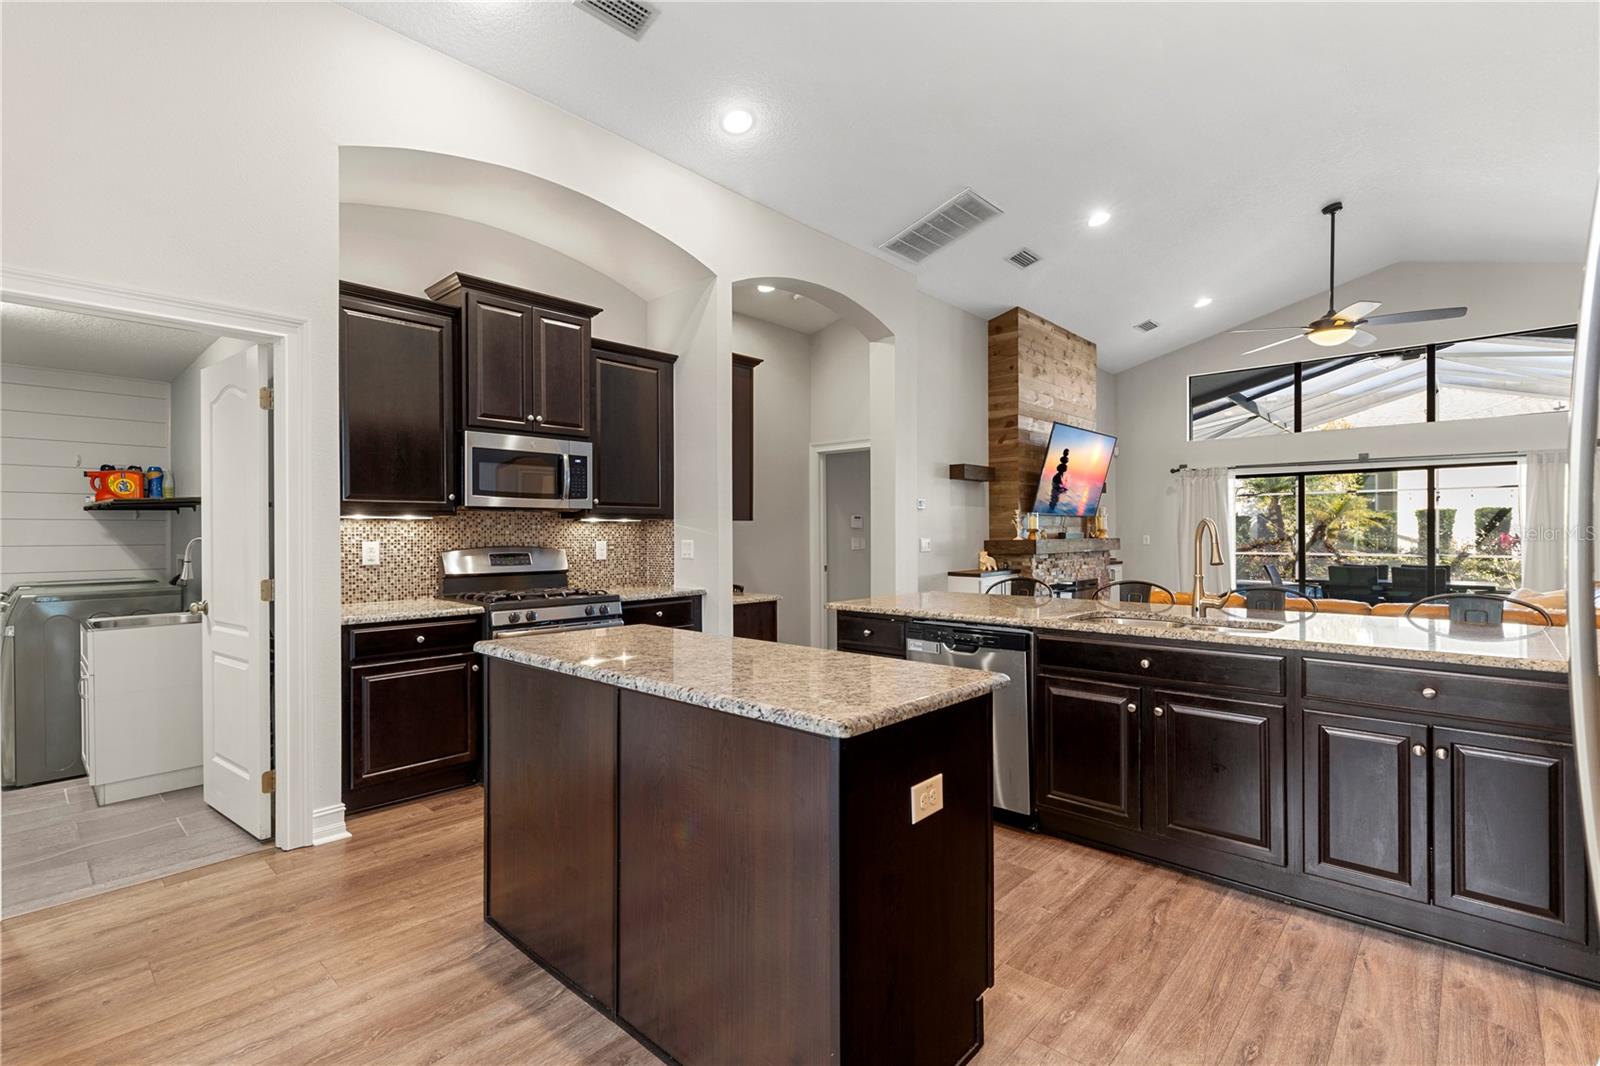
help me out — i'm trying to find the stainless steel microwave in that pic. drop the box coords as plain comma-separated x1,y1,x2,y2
462,431,592,510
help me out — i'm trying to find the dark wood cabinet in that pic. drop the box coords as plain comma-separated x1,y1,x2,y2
835,611,905,658
338,283,458,516
1431,726,1587,944
591,340,675,518
1303,709,1430,901
733,600,778,641
1037,675,1141,830
621,596,702,631
342,618,482,812
1151,688,1285,865
426,273,600,439
732,354,760,522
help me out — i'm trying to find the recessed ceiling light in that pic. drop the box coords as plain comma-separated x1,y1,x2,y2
1087,209,1111,228
721,109,754,135
1193,296,1213,309
756,284,775,293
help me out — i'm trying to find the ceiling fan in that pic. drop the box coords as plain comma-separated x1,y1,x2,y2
1231,201,1467,358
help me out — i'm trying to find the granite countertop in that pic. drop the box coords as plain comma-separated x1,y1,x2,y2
341,597,484,626
829,591,1573,673
606,586,706,602
476,625,1007,738
733,592,781,606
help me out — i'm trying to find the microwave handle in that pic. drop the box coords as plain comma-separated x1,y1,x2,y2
562,451,572,498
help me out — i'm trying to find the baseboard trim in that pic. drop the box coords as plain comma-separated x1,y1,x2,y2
311,803,351,845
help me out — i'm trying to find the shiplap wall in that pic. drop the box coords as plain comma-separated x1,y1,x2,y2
0,364,171,587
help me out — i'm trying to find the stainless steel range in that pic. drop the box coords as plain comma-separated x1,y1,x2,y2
439,547,622,636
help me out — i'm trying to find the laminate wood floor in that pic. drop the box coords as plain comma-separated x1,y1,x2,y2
2,778,269,919
2,787,1596,1065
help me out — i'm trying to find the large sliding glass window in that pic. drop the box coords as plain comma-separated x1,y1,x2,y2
1188,325,1573,441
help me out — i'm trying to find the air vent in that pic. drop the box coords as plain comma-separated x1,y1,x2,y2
575,0,658,39
1006,248,1040,269
1134,319,1160,333
879,188,1003,264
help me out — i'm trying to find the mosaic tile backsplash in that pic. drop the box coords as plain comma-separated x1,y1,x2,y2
341,514,676,602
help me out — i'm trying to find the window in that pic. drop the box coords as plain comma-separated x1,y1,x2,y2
1188,325,1573,441
1231,463,1521,598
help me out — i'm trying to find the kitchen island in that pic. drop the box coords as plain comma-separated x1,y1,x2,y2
831,591,1599,986
477,625,1008,1065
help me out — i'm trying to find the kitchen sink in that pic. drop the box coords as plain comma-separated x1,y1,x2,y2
1092,612,1283,634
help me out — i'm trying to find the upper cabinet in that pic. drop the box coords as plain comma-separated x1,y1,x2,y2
592,340,676,518
426,273,601,439
339,283,459,516
732,354,761,522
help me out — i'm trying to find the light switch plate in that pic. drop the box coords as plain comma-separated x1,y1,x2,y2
594,539,607,561
1142,535,1151,545
910,773,944,824
850,514,864,529
850,536,866,551
681,538,695,559
916,497,927,511
919,537,932,553
361,541,380,567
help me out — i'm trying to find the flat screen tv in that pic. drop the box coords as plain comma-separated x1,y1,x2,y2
1029,422,1116,517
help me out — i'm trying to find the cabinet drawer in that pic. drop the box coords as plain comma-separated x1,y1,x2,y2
1303,658,1569,731
1037,635,1284,696
623,598,697,629
346,617,481,661
836,613,905,657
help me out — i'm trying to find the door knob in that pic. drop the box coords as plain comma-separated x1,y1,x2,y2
1435,747,1448,760
1153,705,1165,717
1412,744,1426,757
188,600,209,616
1126,702,1137,715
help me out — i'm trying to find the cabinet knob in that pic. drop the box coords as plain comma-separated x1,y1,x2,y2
416,634,426,644
1153,705,1165,717
447,493,456,501
1435,747,1448,760
1126,702,1137,715
1421,686,1438,699
535,414,545,423
471,663,479,673
1139,658,1151,669
862,627,872,636
656,610,665,618
527,415,536,422
1412,744,1426,757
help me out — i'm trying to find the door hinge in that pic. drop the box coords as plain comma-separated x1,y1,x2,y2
259,386,274,410
260,578,275,602
261,770,276,794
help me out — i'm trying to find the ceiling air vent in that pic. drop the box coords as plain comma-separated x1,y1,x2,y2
1134,319,1160,333
879,188,1003,264
1006,248,1040,269
574,0,658,40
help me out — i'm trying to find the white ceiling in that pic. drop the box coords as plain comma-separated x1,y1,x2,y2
731,281,839,335
0,303,218,380
341,2,1599,372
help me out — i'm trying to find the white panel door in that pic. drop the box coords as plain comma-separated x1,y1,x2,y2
200,345,272,839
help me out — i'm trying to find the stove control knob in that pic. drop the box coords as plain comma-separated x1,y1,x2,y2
585,605,597,616
507,611,522,624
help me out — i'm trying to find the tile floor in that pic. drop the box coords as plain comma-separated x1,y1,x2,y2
2,778,269,918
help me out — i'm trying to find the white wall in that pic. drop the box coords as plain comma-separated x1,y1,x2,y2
0,364,169,587
1113,261,1582,586
339,204,648,345
810,319,872,446
730,313,812,643
913,293,989,589
1096,368,1120,536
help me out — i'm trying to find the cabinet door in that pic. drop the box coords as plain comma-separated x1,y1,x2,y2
533,310,591,437
1432,726,1587,943
1152,690,1285,865
339,288,457,514
1036,675,1141,829
464,291,534,430
592,348,673,516
1303,709,1429,900
732,355,760,521
348,653,480,794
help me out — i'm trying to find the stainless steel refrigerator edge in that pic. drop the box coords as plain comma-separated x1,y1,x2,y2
1566,175,1600,912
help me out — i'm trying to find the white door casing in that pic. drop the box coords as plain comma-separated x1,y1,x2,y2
200,344,273,839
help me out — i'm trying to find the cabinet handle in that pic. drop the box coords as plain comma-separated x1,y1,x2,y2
416,635,426,644
471,663,479,673
1126,702,1137,715
1139,658,1151,669
535,414,545,423
448,493,456,501
1435,747,1448,760
1153,705,1165,717
1412,744,1426,757
1421,686,1438,699
862,627,872,636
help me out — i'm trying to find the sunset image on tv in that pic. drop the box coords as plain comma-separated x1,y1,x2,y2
1029,423,1116,517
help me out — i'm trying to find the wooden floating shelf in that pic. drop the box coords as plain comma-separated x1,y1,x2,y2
947,464,995,482
84,497,200,513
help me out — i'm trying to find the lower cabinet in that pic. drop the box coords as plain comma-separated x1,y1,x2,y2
343,619,482,812
1037,676,1141,830
621,596,702,631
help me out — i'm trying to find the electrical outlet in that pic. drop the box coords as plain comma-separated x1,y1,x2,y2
361,541,380,567
915,497,927,511
910,773,944,824
594,539,607,561
681,539,695,560
919,537,932,553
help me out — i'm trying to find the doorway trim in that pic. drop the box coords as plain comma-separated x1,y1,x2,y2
810,439,871,647
1,265,318,850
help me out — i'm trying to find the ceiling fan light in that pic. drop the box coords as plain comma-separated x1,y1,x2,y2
1307,324,1357,347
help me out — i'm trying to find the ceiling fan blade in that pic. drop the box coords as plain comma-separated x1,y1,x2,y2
1239,333,1306,358
1334,301,1381,322
1228,325,1309,334
1359,306,1467,327
1348,329,1378,348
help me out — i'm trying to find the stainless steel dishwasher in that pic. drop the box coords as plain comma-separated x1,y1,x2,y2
905,621,1032,820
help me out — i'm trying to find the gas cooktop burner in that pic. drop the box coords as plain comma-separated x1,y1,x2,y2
451,587,609,605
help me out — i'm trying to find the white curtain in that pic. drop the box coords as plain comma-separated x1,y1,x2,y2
1521,450,1567,593
1176,467,1232,593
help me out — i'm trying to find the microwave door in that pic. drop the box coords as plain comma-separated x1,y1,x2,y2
465,434,568,508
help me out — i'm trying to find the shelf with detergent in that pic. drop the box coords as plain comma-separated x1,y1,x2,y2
83,497,200,513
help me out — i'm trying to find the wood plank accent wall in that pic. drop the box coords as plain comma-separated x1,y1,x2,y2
987,308,1098,538
0,364,171,587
